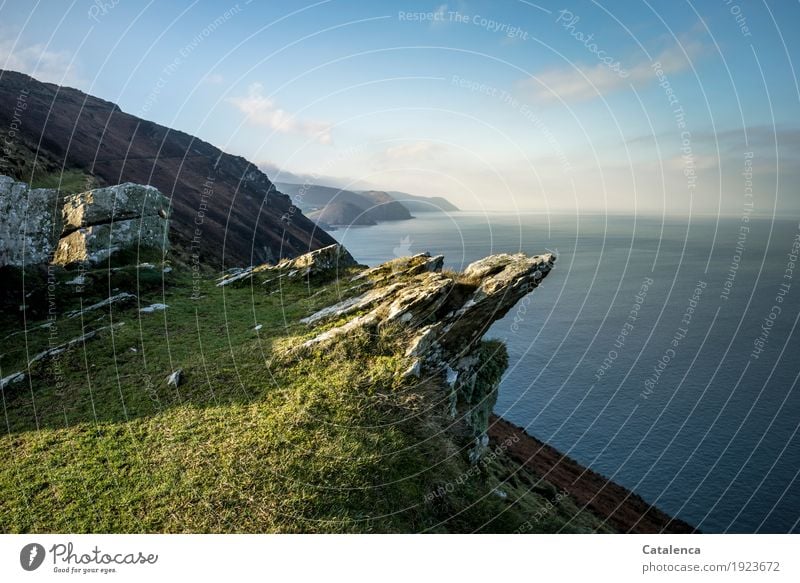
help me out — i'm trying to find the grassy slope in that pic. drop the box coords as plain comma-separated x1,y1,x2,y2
0,261,610,533
28,168,96,194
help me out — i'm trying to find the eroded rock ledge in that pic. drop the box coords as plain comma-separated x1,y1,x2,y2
216,243,358,287
299,250,556,460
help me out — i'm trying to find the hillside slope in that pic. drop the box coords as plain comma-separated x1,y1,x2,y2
0,70,335,267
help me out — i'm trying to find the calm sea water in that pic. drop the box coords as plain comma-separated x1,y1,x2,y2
334,212,800,533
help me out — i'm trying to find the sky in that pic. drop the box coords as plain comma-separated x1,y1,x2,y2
1,0,798,215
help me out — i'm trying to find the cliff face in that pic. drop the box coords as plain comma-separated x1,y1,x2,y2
0,70,336,267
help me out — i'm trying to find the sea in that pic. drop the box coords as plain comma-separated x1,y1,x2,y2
333,211,800,533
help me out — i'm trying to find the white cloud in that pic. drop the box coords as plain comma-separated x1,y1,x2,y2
228,83,332,144
525,40,706,103
383,141,443,160
0,37,81,86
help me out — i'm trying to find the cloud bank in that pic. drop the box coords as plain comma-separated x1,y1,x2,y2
228,83,332,144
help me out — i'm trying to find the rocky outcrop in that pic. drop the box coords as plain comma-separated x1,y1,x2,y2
54,183,170,265
216,243,359,287
0,175,62,266
299,250,556,460
0,176,170,267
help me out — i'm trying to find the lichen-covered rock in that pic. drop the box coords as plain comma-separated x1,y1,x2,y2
352,253,444,284
54,183,170,266
28,322,125,366
166,369,183,388
54,214,168,265
298,250,556,460
303,252,555,354
438,253,555,349
216,243,358,287
0,175,62,266
0,176,171,267
64,292,136,319
61,183,167,232
280,243,356,271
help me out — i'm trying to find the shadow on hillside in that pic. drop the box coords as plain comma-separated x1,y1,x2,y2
0,315,287,435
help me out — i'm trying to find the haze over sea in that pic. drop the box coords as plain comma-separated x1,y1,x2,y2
336,211,800,533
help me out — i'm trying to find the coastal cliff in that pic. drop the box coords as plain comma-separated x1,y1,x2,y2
0,69,691,530
0,221,692,532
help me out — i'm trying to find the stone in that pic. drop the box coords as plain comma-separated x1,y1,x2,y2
303,253,555,356
139,303,168,314
402,359,421,379
217,243,358,287
492,488,508,500
0,175,62,267
54,183,170,266
166,369,183,388
384,273,452,322
0,176,171,267
64,292,136,319
61,183,167,232
353,252,443,283
1,320,53,340
28,322,125,366
440,253,555,349
0,371,25,390
300,282,405,325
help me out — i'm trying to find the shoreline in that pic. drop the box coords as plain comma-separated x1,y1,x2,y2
489,415,697,533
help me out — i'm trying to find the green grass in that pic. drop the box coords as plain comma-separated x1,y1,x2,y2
0,263,611,533
29,168,97,194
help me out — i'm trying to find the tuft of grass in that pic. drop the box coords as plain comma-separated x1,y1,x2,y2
442,267,482,287
30,169,98,194
29,169,97,194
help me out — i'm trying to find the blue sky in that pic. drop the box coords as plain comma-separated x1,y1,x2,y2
1,0,798,214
